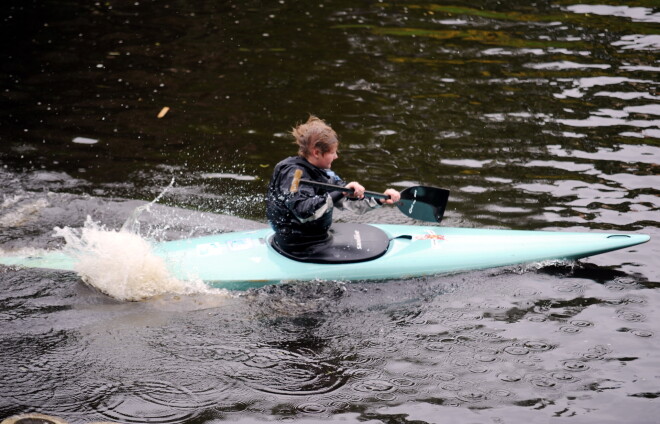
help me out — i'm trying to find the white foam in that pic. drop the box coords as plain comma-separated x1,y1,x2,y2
54,217,230,302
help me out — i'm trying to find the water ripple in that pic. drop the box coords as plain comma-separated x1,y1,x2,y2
561,360,590,372
237,349,347,396
89,380,203,423
457,389,487,402
351,379,396,394
498,372,523,382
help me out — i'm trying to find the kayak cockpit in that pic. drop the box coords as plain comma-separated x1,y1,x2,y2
270,223,391,264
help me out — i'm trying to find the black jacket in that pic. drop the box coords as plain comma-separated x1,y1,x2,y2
266,156,378,252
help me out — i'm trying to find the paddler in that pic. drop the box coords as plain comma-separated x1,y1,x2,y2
266,115,401,256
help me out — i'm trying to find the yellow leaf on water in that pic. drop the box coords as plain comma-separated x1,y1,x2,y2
157,107,170,118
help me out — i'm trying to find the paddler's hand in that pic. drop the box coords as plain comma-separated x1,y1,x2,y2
345,181,365,199
381,188,401,205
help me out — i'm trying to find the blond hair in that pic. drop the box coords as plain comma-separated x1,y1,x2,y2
291,115,339,158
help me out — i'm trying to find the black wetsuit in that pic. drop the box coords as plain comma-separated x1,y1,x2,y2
266,156,379,255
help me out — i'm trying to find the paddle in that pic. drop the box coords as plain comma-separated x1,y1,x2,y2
290,169,449,223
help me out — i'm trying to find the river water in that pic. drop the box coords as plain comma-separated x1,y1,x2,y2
1,0,659,423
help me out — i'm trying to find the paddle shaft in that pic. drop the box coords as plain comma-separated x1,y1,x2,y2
289,168,450,223
298,178,390,200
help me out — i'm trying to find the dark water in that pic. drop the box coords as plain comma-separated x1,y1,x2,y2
1,0,659,423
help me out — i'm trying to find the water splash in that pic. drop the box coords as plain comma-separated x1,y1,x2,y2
54,217,223,301
120,176,175,235
51,178,230,302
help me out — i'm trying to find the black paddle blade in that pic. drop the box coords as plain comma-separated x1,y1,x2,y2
397,186,450,223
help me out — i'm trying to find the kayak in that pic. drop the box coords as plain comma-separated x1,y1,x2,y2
0,223,649,290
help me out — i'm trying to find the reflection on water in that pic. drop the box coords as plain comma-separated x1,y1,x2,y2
564,4,659,24
0,0,658,422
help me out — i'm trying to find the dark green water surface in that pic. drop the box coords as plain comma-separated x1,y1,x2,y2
1,1,658,423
